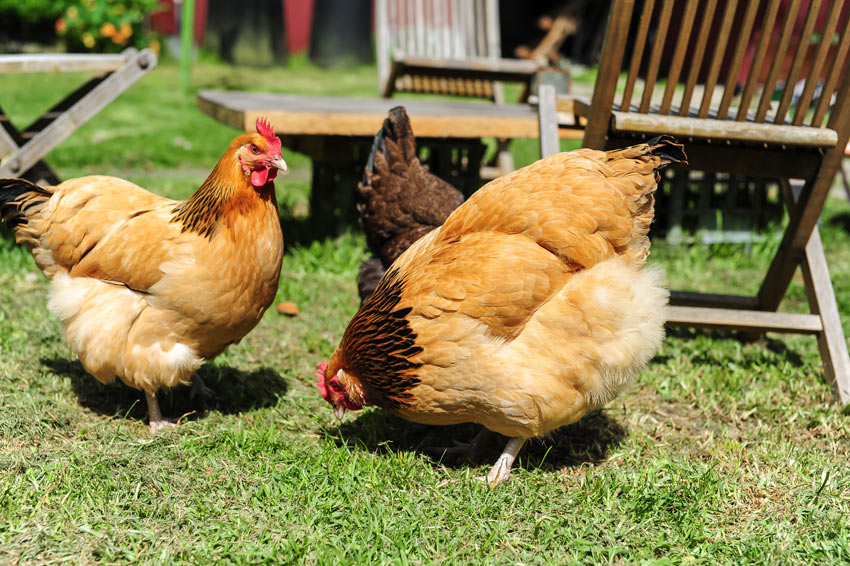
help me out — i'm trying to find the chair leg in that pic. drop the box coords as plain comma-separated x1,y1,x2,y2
800,225,850,403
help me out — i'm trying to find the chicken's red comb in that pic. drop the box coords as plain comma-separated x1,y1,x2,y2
255,116,282,155
315,361,330,401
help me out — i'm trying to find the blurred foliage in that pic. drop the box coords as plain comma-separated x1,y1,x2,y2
56,0,164,53
0,0,66,22
0,0,163,53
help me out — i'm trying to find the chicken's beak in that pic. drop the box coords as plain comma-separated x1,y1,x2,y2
270,156,288,174
333,404,346,420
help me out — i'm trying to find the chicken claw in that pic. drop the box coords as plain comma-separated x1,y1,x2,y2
482,437,526,488
145,391,176,434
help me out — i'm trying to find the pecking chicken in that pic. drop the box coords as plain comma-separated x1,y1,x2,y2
0,118,287,433
356,106,464,302
317,136,684,487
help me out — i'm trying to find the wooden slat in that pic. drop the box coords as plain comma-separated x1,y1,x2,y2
620,0,655,112
679,0,718,117
669,290,760,310
484,0,500,58
197,90,584,140
811,5,850,127
716,0,760,120
803,225,850,402
537,84,559,157
659,0,699,115
666,306,823,334
583,0,636,149
774,0,824,124
394,55,538,80
755,0,803,122
638,0,675,113
0,52,131,73
793,0,844,126
376,0,391,92
610,111,838,147
736,0,783,122
697,0,738,118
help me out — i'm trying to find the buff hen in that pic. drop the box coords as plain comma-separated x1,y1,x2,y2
317,136,684,486
0,118,287,432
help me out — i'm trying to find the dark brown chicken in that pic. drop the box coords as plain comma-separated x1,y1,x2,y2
356,106,464,302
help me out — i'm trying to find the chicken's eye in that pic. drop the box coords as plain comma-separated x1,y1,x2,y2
250,144,260,154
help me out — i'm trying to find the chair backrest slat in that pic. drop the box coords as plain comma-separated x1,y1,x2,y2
584,0,635,148
736,0,783,122
679,0,718,117
774,0,825,124
697,0,738,118
620,0,656,112
812,10,850,127
793,0,845,125
660,0,699,115
717,0,761,120
639,0,675,113
755,0,804,123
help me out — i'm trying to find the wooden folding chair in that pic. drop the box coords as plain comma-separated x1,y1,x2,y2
0,48,157,184
540,0,850,402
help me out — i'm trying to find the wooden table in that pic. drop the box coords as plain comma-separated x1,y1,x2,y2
0,49,157,184
197,90,583,231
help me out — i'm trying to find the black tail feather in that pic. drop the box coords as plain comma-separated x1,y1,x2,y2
645,135,687,169
0,177,51,230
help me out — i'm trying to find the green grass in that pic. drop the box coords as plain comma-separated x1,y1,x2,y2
2,56,850,564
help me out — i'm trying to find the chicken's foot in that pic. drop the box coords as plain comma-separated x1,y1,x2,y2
145,391,176,434
189,374,217,403
482,436,526,488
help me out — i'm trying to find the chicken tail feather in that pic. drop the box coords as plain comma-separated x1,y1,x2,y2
608,136,686,266
0,177,52,231
645,135,687,170
363,106,417,181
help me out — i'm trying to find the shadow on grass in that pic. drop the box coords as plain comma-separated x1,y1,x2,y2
327,408,627,473
42,358,287,423
827,211,850,234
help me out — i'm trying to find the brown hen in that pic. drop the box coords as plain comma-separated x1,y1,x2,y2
356,106,464,302
319,137,684,486
0,118,287,433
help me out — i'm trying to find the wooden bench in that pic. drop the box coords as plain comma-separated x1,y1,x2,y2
0,48,158,184
197,89,582,232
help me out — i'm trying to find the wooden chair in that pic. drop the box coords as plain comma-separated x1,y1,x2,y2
0,48,157,184
563,0,850,402
376,0,544,176
375,0,539,100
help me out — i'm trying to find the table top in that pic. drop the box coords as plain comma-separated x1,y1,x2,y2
197,90,583,140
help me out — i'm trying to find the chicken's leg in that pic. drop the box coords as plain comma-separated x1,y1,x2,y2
145,391,176,434
485,437,527,488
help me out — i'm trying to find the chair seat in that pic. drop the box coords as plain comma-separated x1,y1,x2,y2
610,111,839,148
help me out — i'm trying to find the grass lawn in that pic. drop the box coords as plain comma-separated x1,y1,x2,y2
1,55,850,564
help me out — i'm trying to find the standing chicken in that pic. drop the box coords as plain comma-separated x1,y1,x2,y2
356,106,464,302
317,137,684,486
0,118,287,433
